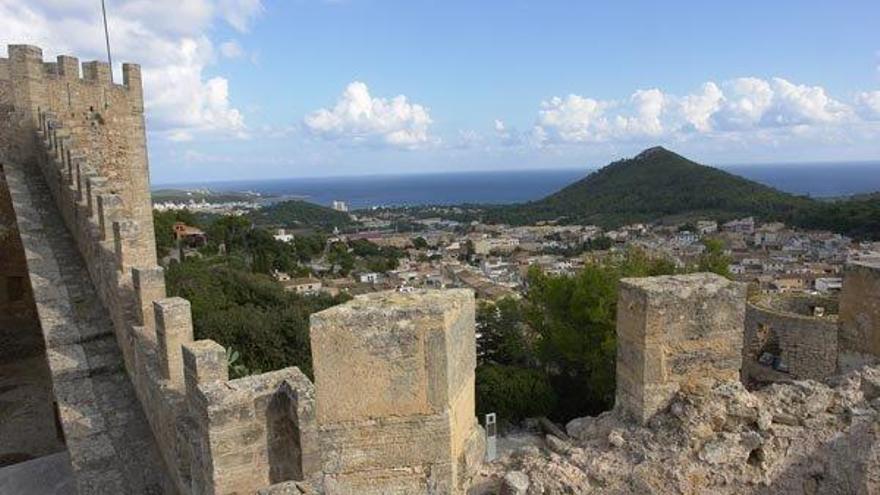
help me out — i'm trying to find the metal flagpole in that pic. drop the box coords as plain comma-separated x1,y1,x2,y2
101,0,113,83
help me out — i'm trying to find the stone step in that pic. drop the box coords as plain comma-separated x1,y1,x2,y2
5,159,174,494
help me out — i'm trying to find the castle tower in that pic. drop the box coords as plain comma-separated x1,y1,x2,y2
0,44,156,264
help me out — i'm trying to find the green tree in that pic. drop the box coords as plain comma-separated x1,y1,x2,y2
153,209,199,258
523,250,675,420
327,241,355,275
164,258,348,378
208,215,252,254
476,297,529,367
697,238,732,278
459,239,475,264
476,364,557,424
412,236,429,249
293,233,326,262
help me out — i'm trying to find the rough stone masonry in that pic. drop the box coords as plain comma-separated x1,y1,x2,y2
0,44,486,494
310,290,486,494
615,273,746,424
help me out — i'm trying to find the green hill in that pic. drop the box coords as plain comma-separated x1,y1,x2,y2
486,147,813,228
792,194,880,241
250,200,354,230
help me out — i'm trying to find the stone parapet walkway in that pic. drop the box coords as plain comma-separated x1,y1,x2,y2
4,160,174,494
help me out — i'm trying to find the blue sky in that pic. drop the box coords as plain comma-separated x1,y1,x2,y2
3,0,880,183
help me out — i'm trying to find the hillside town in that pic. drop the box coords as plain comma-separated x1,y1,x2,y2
163,200,880,303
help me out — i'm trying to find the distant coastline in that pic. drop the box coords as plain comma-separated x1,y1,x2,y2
152,161,880,210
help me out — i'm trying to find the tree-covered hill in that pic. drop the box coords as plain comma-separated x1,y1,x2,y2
485,147,813,228
792,194,880,241
250,199,355,230
477,147,880,239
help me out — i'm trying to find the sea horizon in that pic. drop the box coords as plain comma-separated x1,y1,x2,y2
152,161,880,210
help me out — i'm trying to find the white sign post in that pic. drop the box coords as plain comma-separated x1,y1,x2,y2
485,413,497,462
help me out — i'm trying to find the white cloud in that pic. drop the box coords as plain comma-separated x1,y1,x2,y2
680,82,724,132
451,129,484,150
217,0,264,33
760,78,851,126
304,81,434,148
536,94,610,143
530,76,866,147
493,119,520,146
615,88,666,137
219,39,245,59
856,91,880,120
0,0,259,140
712,77,774,130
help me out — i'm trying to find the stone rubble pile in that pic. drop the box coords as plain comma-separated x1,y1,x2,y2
481,365,880,494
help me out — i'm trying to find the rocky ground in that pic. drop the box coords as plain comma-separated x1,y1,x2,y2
476,365,880,494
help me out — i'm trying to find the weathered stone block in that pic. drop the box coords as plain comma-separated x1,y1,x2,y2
193,367,317,494
82,60,111,84
85,175,108,218
112,219,140,272
97,193,123,241
310,289,476,423
615,273,746,424
56,55,79,79
839,261,880,359
310,289,482,494
182,339,228,399
153,297,194,388
132,266,166,331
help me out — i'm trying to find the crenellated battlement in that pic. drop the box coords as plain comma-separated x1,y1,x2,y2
31,109,326,493
1,44,142,94
2,43,486,493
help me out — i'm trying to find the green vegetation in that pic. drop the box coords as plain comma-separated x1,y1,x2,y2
165,258,347,378
792,194,880,240
697,238,732,278
154,209,351,378
474,246,732,426
153,209,199,258
324,238,404,276
412,236,429,249
475,249,678,425
251,199,354,230
485,147,812,228
425,147,879,240
541,235,613,256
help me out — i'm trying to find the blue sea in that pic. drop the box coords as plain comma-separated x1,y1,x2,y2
155,162,880,210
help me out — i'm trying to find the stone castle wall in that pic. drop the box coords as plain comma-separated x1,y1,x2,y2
310,290,485,494
0,49,34,319
0,45,155,261
0,44,484,494
743,296,838,382
615,273,746,424
839,261,880,366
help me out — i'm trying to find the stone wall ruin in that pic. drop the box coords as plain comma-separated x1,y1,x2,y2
743,294,839,383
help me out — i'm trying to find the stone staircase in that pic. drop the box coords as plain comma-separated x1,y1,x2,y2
4,159,173,494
